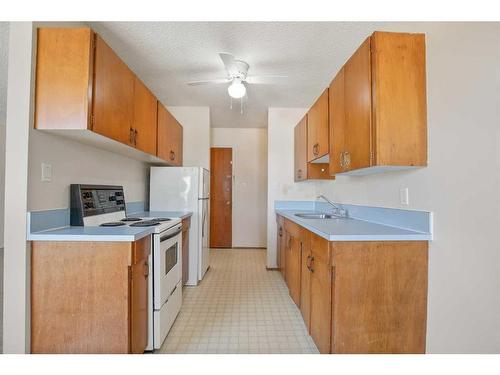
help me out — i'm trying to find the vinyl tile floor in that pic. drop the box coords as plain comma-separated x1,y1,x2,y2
157,248,318,354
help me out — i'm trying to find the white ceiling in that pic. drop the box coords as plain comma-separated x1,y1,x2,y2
89,22,388,128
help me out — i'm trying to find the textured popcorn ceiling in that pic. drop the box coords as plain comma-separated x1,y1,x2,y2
89,22,386,128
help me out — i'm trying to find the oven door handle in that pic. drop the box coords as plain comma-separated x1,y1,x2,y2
160,228,182,242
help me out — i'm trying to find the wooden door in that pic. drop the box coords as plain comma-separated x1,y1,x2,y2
157,102,183,165
294,116,307,181
307,89,329,161
300,232,311,329
133,77,157,155
210,148,232,248
329,68,346,175
92,34,134,146
344,37,372,171
129,236,150,354
309,233,332,354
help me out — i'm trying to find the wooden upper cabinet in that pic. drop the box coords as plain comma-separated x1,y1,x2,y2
329,68,346,175
329,32,427,175
307,89,329,162
35,28,94,130
371,32,427,167
157,102,183,166
133,77,158,155
343,37,372,172
294,116,308,181
93,34,135,146
294,115,332,182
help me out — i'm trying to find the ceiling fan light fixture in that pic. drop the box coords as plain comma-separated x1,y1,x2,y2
227,79,246,99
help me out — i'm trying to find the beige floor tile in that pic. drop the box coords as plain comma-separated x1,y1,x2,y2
156,248,319,354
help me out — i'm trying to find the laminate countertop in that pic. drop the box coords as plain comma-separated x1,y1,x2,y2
28,211,193,242
276,209,432,241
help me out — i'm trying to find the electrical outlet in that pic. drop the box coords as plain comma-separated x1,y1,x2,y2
399,188,409,206
41,163,52,182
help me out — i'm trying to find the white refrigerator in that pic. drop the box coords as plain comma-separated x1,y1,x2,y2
150,167,210,285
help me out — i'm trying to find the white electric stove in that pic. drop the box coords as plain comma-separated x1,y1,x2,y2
70,184,183,351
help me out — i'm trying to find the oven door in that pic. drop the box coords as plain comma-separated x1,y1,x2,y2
153,224,182,310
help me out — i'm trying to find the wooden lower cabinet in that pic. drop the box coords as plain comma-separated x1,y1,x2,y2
284,219,303,307
309,233,333,354
277,216,429,353
31,236,151,354
181,217,191,286
276,215,285,275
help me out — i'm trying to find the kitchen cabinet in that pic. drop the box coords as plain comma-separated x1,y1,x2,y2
31,236,151,353
93,34,135,145
329,31,427,175
132,76,158,155
34,27,178,165
181,217,191,285
309,233,332,354
276,216,428,353
307,89,329,162
294,115,332,181
284,219,303,307
299,231,311,328
157,102,183,166
276,214,285,276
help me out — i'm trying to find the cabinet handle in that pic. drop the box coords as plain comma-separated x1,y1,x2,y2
288,237,292,249
143,262,149,277
129,127,134,145
306,255,312,271
344,151,351,168
169,150,175,161
297,169,302,179
279,227,283,237
134,129,138,146
313,143,319,156
309,256,315,273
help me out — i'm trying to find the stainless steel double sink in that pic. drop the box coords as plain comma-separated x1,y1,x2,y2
294,213,345,220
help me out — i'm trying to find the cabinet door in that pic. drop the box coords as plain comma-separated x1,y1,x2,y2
133,77,157,155
300,232,311,329
329,68,346,175
276,215,284,272
285,233,302,307
129,236,150,354
343,37,372,171
157,102,183,165
307,89,329,162
92,35,134,146
309,233,332,354
294,116,307,181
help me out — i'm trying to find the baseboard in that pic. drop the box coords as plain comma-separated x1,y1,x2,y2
266,266,280,271
230,247,266,250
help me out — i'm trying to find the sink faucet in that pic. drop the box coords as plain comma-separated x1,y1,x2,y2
316,195,348,218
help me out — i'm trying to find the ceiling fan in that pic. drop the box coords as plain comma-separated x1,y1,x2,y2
187,53,287,99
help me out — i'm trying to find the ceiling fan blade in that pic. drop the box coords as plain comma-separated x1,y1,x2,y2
187,78,229,86
245,75,288,84
219,53,238,77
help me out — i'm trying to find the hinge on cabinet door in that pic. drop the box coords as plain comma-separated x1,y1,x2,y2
370,150,375,160
128,266,133,281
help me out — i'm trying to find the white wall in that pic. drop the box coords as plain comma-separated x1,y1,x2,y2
266,108,317,266
211,128,267,248
267,23,500,353
0,123,5,247
168,106,210,170
28,131,149,211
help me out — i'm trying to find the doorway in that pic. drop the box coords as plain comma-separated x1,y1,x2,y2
210,147,233,248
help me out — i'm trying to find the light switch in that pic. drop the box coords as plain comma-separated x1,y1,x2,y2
41,163,52,182
399,188,409,206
